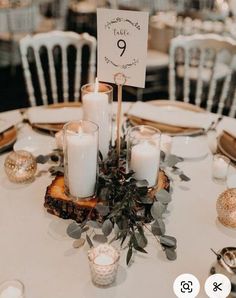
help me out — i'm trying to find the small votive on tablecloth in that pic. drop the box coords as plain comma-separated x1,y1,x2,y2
0,280,24,298
212,154,230,183
88,244,120,286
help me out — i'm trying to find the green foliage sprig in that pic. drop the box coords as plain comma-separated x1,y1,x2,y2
66,137,190,265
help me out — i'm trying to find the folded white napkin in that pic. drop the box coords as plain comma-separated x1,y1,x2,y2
28,107,83,124
0,110,22,134
127,102,218,130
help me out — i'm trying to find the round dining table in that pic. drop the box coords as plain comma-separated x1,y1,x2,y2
0,103,236,298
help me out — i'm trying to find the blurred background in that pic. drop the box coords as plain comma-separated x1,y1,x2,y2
1,0,236,112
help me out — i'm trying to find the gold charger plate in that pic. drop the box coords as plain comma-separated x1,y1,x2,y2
217,131,236,163
0,126,17,153
31,102,82,133
127,100,205,136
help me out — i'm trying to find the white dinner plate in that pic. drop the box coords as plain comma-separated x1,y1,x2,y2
227,174,236,189
14,135,56,156
171,136,209,159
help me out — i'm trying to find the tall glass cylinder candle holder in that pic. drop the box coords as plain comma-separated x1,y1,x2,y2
63,120,98,200
127,125,161,188
81,80,113,160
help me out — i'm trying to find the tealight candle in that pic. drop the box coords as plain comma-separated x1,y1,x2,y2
82,79,113,159
0,286,22,298
212,154,230,182
0,280,24,298
128,125,161,188
94,254,114,266
160,134,172,156
63,120,98,199
88,244,120,286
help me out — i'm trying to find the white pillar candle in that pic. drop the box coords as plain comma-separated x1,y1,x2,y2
94,254,114,266
0,286,23,298
130,141,160,187
160,134,172,156
83,80,110,159
67,132,97,198
212,157,229,180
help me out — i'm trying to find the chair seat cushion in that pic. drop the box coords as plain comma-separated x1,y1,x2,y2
177,62,230,82
146,49,169,69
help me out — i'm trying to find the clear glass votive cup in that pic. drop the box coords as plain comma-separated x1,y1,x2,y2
81,82,113,160
88,244,120,287
212,154,230,183
127,125,161,188
0,279,25,298
63,120,99,200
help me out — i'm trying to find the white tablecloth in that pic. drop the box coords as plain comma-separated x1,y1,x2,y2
0,107,236,298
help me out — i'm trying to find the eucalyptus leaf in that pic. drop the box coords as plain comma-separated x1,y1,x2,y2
165,154,183,167
86,234,94,248
140,196,153,204
179,173,191,182
126,247,133,265
87,220,102,229
151,219,165,236
135,232,147,248
36,154,49,164
151,202,166,219
102,219,113,237
93,234,107,243
160,235,177,248
66,222,82,239
95,205,110,216
134,246,147,254
113,223,120,236
120,232,127,247
165,248,177,261
156,189,172,204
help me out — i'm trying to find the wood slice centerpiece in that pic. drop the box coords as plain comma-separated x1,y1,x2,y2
44,170,170,223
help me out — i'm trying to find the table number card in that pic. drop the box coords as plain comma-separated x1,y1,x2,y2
97,8,149,88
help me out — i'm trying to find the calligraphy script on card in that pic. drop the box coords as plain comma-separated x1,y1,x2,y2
97,8,149,88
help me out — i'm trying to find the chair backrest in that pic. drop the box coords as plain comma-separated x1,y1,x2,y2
169,34,236,117
20,30,96,106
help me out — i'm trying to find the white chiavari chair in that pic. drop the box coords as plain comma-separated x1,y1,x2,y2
19,30,96,106
169,34,236,117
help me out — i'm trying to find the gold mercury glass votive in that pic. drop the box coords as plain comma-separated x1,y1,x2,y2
4,150,37,183
216,188,236,228
88,244,120,286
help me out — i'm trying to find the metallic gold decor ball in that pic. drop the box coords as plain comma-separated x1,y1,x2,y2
4,150,37,183
216,188,236,228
